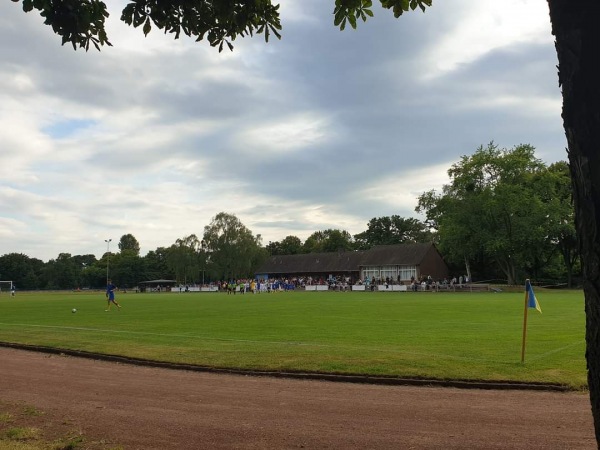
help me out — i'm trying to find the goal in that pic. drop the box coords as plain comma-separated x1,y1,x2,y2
0,281,14,295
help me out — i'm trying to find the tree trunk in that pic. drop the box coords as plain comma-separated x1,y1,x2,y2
547,0,600,444
496,257,516,285
464,256,472,282
558,245,573,288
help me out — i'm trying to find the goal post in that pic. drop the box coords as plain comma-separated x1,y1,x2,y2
0,281,14,294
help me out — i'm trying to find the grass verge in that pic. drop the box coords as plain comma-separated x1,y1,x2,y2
0,289,587,389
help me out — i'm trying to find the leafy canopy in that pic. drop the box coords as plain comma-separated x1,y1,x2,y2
11,0,431,51
353,215,433,249
415,143,574,285
203,212,264,279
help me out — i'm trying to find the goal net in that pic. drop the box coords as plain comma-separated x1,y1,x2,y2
0,281,14,294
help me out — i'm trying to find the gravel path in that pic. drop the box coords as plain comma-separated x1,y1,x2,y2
0,347,596,449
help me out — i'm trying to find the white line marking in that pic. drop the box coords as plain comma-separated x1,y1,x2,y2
0,322,580,364
527,341,585,362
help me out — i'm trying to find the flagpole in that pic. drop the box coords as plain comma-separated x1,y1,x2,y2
521,279,530,363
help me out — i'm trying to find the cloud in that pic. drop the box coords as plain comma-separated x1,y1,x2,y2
420,0,552,77
0,0,566,261
235,113,334,155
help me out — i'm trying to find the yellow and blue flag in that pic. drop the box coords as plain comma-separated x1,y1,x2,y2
525,280,542,314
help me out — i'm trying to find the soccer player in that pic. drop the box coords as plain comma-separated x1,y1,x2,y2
105,279,121,311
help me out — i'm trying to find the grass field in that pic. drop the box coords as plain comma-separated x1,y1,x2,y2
0,289,587,389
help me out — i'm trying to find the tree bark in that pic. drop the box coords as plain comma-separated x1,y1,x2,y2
495,257,516,285
547,0,600,444
464,256,472,283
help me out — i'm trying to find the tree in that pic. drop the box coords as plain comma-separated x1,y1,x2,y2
416,143,570,286
322,229,354,253
80,262,106,289
267,236,303,256
11,0,600,441
302,229,354,253
265,240,281,256
535,161,579,287
118,234,141,257
144,247,172,280
10,0,431,52
165,234,202,284
0,253,44,290
279,236,303,255
11,0,283,51
71,254,97,267
42,253,80,289
69,254,99,288
302,231,326,254
202,212,263,280
109,251,147,288
547,3,600,439
510,161,579,285
354,215,434,250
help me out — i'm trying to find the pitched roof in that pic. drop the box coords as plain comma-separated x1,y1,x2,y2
256,243,437,274
358,243,435,266
138,279,177,284
258,251,365,274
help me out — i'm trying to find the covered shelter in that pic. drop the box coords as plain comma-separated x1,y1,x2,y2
255,243,448,285
137,279,177,292
358,243,449,284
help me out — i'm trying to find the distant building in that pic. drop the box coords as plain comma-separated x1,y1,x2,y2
137,279,177,292
255,243,448,284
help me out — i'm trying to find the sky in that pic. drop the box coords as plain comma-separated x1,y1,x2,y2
0,0,566,262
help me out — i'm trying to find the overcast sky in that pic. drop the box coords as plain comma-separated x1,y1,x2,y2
0,0,566,262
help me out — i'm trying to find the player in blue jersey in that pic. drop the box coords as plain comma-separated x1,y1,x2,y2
105,279,121,311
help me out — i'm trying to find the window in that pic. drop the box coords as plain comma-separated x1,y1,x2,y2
399,266,417,281
362,268,380,281
361,265,417,282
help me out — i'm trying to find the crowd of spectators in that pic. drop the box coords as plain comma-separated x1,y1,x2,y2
167,274,472,293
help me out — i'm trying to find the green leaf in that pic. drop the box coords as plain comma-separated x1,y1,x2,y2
348,13,357,29
334,8,346,26
142,17,151,36
22,0,33,12
268,23,281,39
419,0,432,12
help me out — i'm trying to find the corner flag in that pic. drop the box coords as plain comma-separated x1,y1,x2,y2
521,279,541,363
525,279,542,314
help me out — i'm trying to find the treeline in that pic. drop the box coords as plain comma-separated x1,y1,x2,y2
0,213,438,290
0,144,579,290
416,143,577,287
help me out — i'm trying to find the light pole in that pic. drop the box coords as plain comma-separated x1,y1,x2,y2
201,240,206,286
104,238,112,285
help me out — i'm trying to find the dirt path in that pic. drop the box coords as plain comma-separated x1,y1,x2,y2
0,347,596,449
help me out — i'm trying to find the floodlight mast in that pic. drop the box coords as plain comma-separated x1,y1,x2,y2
104,238,112,284
201,240,206,286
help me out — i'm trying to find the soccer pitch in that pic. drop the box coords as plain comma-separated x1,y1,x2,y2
0,289,587,389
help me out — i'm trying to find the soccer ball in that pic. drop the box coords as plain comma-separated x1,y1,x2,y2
72,308,77,313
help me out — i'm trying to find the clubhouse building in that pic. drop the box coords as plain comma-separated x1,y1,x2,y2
255,243,449,285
